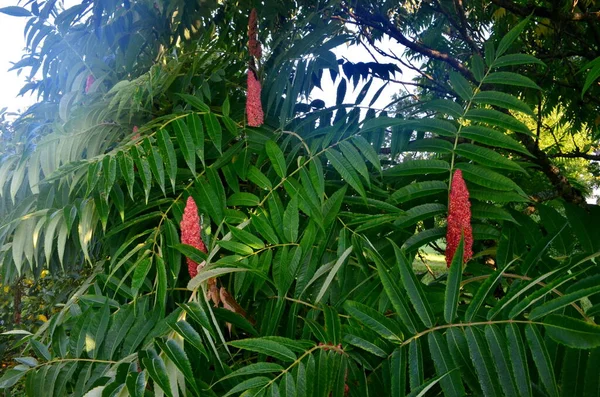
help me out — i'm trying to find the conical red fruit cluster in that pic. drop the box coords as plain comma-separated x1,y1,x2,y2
246,8,264,127
180,197,207,278
246,70,264,127
248,8,262,59
132,126,140,140
445,169,473,267
85,75,95,93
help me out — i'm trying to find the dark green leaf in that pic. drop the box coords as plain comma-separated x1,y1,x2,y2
496,17,529,57
543,315,600,349
412,118,458,137
229,338,297,362
393,242,434,328
464,108,532,135
219,363,284,382
227,192,260,207
266,140,287,178
484,72,542,90
465,254,512,321
485,325,519,397
525,325,559,397
384,160,450,177
169,320,208,359
325,149,366,198
465,327,501,396
204,113,222,153
173,119,196,174
156,339,199,395
374,259,418,334
456,162,524,193
344,300,403,341
323,306,342,346
343,334,387,357
142,355,173,397
283,196,299,243
177,94,210,112
224,377,271,397
444,238,463,323
456,143,527,172
126,371,145,397
428,331,465,397
389,181,447,205
421,99,464,119
494,54,545,68
131,257,152,296
155,130,177,193
0,368,28,389
472,91,534,116
505,324,532,397
315,247,353,303
449,71,473,101
460,125,531,156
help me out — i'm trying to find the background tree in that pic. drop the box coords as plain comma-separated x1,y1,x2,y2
1,1,600,396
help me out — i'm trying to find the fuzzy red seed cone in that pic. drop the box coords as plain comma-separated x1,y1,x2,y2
85,75,95,94
248,8,262,59
180,197,207,278
445,169,473,267
246,70,264,127
131,126,141,171
132,126,140,140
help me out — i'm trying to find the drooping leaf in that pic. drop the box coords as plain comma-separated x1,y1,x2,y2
266,140,287,178
464,108,532,135
173,119,196,174
543,315,600,349
460,125,531,156
444,238,464,323
169,320,208,359
344,300,403,342
456,162,524,193
525,325,559,397
465,327,501,396
314,247,353,303
483,72,542,90
427,331,465,397
229,338,297,362
389,181,447,205
494,53,545,68
204,113,223,154
496,17,530,57
325,149,366,198
449,71,473,101
485,325,519,397
384,160,450,177
142,354,173,397
374,259,418,334
392,242,434,328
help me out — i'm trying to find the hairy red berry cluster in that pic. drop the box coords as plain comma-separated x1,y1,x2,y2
246,8,264,127
180,197,207,278
246,71,264,127
85,75,95,94
248,8,262,59
445,169,473,267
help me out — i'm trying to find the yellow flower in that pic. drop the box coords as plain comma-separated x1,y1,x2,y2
3,286,9,293
24,279,33,286
37,314,48,322
41,270,49,279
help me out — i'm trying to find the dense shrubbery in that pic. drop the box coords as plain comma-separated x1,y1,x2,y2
1,1,600,396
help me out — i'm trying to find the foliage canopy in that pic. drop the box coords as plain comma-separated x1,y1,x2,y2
1,1,600,396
